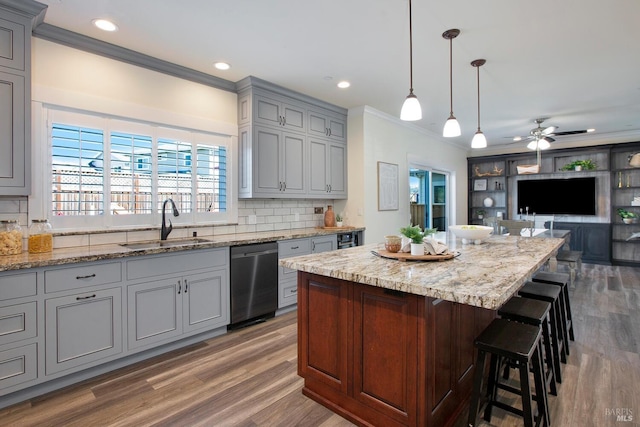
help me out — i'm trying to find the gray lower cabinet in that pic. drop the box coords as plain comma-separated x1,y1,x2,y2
308,137,347,198
127,269,228,350
277,235,338,308
45,287,123,375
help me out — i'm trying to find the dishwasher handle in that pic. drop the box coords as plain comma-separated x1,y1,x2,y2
231,248,278,258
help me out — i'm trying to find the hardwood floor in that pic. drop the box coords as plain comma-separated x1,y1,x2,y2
1,263,639,426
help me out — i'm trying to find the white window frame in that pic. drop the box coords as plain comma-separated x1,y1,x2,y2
30,103,237,232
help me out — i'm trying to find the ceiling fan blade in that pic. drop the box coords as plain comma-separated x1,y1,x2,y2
551,129,587,136
542,136,555,143
541,126,556,135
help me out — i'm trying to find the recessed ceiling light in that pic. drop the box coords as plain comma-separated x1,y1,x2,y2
214,62,231,71
587,128,595,133
513,136,522,142
337,81,350,89
92,19,118,32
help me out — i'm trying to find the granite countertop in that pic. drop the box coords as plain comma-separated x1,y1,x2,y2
280,233,565,310
0,227,364,272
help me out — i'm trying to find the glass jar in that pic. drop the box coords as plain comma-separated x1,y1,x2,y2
0,220,23,256
28,219,53,254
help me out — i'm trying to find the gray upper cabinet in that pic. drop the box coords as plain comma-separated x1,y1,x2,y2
309,138,347,198
253,126,306,196
0,2,46,195
308,108,346,142
237,76,347,199
254,94,306,133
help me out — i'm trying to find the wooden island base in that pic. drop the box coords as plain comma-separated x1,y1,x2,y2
298,272,495,427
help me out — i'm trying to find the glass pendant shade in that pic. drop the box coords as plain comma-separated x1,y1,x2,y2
527,138,551,151
471,131,487,148
401,92,422,121
443,114,461,137
527,140,538,150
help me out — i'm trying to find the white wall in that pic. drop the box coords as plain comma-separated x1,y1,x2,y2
338,106,469,244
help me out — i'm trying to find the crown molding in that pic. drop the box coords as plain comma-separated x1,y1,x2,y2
33,23,237,93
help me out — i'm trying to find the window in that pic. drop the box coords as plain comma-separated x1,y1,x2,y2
43,109,232,230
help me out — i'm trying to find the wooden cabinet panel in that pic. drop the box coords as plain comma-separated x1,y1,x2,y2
429,299,454,411
299,274,348,393
353,285,417,425
45,287,123,375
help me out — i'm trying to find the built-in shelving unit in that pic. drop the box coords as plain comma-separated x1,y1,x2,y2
468,141,640,266
468,158,506,225
610,143,640,266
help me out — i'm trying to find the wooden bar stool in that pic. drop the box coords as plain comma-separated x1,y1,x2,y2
468,318,550,427
498,296,559,392
532,271,575,341
519,281,568,372
555,250,582,287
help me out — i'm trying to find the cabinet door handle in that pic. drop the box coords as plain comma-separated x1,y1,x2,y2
76,294,96,300
291,246,299,249
328,128,332,136
184,280,188,293
312,241,315,251
76,273,96,280
278,116,283,125
282,116,286,126
290,289,297,294
178,280,182,294
283,182,286,191
328,184,332,193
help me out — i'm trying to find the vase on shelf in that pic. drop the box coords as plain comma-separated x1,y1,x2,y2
324,205,336,227
483,197,494,207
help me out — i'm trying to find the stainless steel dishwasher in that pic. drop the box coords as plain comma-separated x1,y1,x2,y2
229,242,278,328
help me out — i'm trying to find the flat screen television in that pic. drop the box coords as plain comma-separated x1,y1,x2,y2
517,177,597,215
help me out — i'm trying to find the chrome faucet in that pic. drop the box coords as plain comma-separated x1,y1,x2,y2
161,198,179,240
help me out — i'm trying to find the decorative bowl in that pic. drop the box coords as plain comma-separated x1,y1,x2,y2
384,235,402,253
449,225,493,244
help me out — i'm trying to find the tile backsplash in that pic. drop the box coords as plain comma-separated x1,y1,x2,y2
0,197,337,248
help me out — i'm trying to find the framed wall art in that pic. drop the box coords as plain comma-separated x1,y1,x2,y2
378,161,399,211
473,179,487,191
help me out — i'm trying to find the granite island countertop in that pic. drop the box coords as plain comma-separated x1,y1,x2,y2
0,227,364,272
280,233,565,310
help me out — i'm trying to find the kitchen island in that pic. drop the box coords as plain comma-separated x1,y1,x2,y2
280,233,565,427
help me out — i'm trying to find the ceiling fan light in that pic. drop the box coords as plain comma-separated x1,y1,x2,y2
471,130,487,148
538,139,551,150
443,115,461,137
401,92,422,121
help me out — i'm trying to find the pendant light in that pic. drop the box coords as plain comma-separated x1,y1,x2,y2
470,59,487,148
400,0,422,121
442,29,461,137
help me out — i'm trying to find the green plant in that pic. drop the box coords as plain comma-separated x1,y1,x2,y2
617,208,638,219
476,209,486,217
336,213,343,222
400,224,424,244
560,159,597,171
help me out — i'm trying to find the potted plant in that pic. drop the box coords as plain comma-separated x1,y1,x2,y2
400,225,424,256
476,209,486,219
617,208,638,224
560,159,597,172
336,213,343,227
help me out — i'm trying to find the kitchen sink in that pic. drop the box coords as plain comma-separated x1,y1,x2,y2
120,238,211,250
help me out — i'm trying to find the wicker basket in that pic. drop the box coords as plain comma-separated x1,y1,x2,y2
516,164,540,174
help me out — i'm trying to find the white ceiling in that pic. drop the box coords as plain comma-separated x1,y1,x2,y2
36,0,640,152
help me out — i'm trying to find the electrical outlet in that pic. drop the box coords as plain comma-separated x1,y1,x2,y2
314,207,324,214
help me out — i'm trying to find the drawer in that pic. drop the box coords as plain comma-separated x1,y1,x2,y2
0,302,36,347
278,238,311,258
0,272,36,301
0,343,37,392
126,247,228,281
279,281,298,309
45,262,122,293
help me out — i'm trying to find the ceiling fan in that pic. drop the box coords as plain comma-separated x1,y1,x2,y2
514,118,591,150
